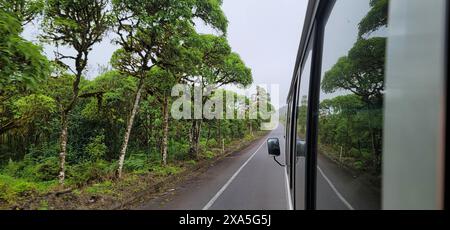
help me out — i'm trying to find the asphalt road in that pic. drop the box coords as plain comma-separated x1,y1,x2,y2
137,124,380,210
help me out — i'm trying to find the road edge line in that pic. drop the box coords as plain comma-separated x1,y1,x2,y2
317,166,355,210
202,139,266,210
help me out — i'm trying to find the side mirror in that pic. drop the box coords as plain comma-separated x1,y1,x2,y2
296,140,306,157
267,138,281,156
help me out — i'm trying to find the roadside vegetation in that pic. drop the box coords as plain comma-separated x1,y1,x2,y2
0,0,273,209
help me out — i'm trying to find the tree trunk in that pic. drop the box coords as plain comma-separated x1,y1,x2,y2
205,124,211,146
58,112,68,185
217,119,221,141
161,95,169,166
189,119,202,159
57,68,83,184
146,113,153,153
117,81,143,178
366,104,378,172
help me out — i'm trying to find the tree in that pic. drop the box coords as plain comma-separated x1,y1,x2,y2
358,0,388,38
183,35,252,159
0,9,49,135
111,0,228,175
322,38,386,106
0,0,44,26
41,0,111,184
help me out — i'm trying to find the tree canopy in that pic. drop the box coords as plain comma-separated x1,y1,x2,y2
0,10,49,93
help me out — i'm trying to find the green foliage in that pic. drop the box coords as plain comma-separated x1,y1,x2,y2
0,0,45,25
0,9,49,91
37,200,49,210
34,157,59,181
66,160,113,186
186,160,197,166
123,152,149,172
168,140,190,161
85,135,107,161
0,0,267,207
42,0,112,48
193,0,228,34
322,37,386,106
319,1,388,174
85,180,115,196
201,150,216,160
1,155,59,182
244,134,253,142
0,174,37,203
358,0,388,37
0,174,55,204
207,139,218,148
1,159,23,178
27,142,60,160
149,165,182,177
13,94,57,121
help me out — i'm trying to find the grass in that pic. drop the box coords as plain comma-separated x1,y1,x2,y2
0,174,57,206
37,200,49,210
185,160,197,166
85,180,115,196
201,150,216,159
149,165,183,177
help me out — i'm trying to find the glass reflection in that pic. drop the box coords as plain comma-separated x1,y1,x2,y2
294,50,312,210
317,0,388,210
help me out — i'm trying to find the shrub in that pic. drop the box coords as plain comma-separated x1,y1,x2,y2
0,174,35,196
123,152,149,172
1,155,59,182
207,139,218,148
199,139,207,150
149,165,182,177
0,174,55,205
27,142,59,160
85,180,115,196
66,160,112,187
354,161,364,170
84,134,107,161
186,160,197,166
201,150,216,160
168,140,189,161
1,159,24,178
37,200,49,210
244,134,253,142
22,156,59,182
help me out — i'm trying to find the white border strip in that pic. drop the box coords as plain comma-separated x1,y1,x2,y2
284,168,294,210
202,140,266,210
317,166,354,210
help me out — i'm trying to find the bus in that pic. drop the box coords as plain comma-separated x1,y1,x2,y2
267,0,448,210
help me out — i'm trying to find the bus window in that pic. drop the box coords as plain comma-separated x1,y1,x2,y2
294,49,312,210
316,0,388,210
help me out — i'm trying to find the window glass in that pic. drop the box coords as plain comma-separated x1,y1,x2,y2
294,50,312,210
317,0,388,210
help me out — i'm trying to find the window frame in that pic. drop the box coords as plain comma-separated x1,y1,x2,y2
287,0,336,210
289,0,448,210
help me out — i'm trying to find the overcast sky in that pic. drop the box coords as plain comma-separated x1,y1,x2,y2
219,0,307,108
23,0,308,109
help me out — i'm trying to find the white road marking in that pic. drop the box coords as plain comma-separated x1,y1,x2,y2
317,166,355,210
284,168,294,210
202,140,266,210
